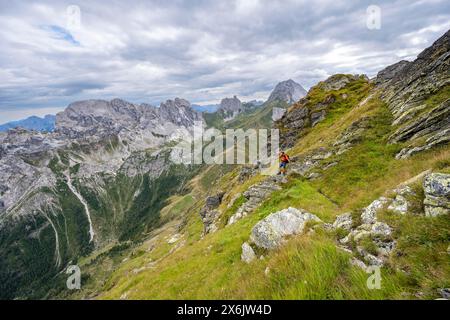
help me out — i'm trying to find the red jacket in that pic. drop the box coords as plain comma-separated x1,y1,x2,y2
279,154,290,163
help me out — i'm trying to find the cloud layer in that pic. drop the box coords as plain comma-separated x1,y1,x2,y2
0,0,449,122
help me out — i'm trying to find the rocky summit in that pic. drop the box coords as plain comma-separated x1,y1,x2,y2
267,79,307,104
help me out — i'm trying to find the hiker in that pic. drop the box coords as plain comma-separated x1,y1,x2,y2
278,151,290,176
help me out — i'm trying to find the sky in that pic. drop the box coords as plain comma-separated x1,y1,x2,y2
0,0,449,123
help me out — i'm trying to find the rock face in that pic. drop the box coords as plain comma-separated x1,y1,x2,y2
218,96,243,120
275,74,369,149
322,74,368,91
378,30,450,158
219,96,242,113
375,60,410,85
56,97,202,142
0,96,204,299
250,207,321,249
0,97,203,216
333,117,371,155
199,192,225,234
423,173,450,217
267,79,307,104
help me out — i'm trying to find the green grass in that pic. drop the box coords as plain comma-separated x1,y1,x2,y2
42,74,450,301
95,85,450,300
378,207,450,299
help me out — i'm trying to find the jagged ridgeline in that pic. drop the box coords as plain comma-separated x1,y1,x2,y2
203,79,306,130
0,29,449,300
0,98,203,299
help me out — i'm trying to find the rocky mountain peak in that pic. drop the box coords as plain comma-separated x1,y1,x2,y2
54,97,202,139
267,79,307,104
219,96,242,113
159,98,202,127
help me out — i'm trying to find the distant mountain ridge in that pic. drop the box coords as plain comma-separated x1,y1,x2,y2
0,114,56,132
191,104,219,113
267,79,307,104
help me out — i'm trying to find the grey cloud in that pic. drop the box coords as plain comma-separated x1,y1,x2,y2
0,0,449,120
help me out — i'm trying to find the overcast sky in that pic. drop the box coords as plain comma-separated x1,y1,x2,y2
0,0,449,123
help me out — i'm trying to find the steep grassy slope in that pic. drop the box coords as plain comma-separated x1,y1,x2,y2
63,76,449,300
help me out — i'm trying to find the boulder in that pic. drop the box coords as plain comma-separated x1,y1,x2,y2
361,197,389,224
228,178,281,225
241,242,256,263
388,194,408,214
371,222,392,237
333,213,353,231
250,207,321,249
438,288,450,299
423,173,450,217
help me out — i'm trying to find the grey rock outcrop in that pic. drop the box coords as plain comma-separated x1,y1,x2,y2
361,197,389,224
423,173,450,216
333,213,353,231
378,29,450,158
241,242,256,263
375,60,410,85
200,192,225,234
228,177,282,225
267,79,307,104
370,222,392,237
275,75,369,149
219,96,242,113
387,186,415,214
250,207,321,249
288,147,332,176
218,96,242,120
56,97,202,142
321,74,368,91
333,117,371,155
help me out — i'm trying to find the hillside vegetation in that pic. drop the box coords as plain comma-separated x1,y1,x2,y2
61,71,449,300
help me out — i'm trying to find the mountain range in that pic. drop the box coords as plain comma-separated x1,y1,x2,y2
0,80,302,132
0,115,56,132
0,30,449,300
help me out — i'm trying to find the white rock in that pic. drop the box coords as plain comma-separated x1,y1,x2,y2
167,233,181,244
423,173,450,217
357,246,384,266
371,222,392,237
353,230,371,242
250,207,321,249
361,197,389,224
388,194,409,214
241,242,256,263
350,257,367,271
333,212,353,231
